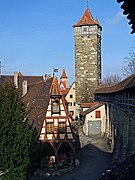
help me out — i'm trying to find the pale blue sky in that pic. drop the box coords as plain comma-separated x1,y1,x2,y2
0,0,134,85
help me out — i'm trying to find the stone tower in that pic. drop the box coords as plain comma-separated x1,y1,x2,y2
73,8,102,104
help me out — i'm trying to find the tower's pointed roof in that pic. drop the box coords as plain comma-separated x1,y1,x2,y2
95,18,100,26
60,69,68,79
73,8,101,27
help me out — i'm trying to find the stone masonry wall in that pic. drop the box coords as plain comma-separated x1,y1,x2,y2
109,106,135,163
74,25,101,104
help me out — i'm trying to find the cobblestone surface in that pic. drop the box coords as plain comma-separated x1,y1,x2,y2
46,133,113,180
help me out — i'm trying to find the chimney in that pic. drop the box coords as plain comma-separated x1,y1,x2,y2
22,80,27,97
14,72,18,88
45,74,51,82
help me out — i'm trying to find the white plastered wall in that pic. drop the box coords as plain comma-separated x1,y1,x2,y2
83,105,106,136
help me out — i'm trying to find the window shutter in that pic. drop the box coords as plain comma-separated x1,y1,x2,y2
95,110,101,118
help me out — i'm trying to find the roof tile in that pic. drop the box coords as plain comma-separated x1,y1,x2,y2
81,102,104,116
22,78,53,134
60,69,68,79
73,8,101,27
95,74,135,94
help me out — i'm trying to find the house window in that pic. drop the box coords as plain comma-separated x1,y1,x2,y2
74,102,76,106
68,102,72,106
95,110,101,118
59,122,66,133
52,101,60,114
70,95,73,98
46,122,53,133
84,27,87,31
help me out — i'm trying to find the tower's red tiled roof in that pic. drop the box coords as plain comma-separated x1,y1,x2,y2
95,18,101,26
73,8,101,27
60,69,67,79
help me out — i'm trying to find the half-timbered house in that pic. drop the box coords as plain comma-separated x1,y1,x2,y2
23,76,79,164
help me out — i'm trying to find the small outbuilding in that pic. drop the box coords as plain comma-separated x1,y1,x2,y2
81,103,107,136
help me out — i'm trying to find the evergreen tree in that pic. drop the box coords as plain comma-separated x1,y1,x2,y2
0,82,32,180
29,129,52,176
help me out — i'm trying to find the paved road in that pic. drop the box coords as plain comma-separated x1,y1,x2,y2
48,133,113,180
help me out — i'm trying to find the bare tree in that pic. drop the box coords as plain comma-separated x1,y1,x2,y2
102,74,122,85
122,45,135,77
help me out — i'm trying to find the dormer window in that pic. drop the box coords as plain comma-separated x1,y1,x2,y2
52,100,60,114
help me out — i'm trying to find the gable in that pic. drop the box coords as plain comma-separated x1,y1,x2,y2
85,105,105,120
39,95,74,141
66,82,75,99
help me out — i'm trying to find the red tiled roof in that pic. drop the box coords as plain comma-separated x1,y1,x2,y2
95,74,135,94
73,8,101,27
81,102,104,116
80,102,98,108
95,18,101,27
60,69,67,79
